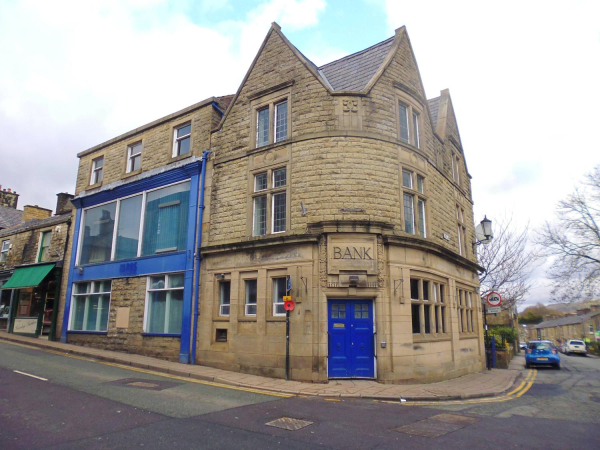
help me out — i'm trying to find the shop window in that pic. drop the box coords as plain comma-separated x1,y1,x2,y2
251,167,287,236
245,280,257,316
172,123,191,157
90,156,104,185
127,142,142,173
77,180,190,265
219,281,231,317
1,239,10,262
38,231,52,262
273,277,287,316
410,276,448,336
145,273,184,334
70,280,111,332
402,169,426,237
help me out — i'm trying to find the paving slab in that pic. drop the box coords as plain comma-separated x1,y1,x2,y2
0,332,520,402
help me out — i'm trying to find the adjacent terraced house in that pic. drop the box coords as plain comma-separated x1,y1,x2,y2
58,23,485,383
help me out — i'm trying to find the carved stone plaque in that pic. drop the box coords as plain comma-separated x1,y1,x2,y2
327,234,378,275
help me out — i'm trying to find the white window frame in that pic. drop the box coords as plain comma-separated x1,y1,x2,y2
172,123,191,157
69,280,112,332
397,100,421,148
412,111,420,149
402,169,426,238
245,279,257,316
251,167,287,236
274,100,288,143
76,180,190,265
254,96,289,149
90,157,104,185
0,240,10,262
127,142,143,173
38,230,52,262
219,281,231,317
144,273,184,334
273,277,287,317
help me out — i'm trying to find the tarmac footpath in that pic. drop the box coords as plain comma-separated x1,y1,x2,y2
0,331,523,402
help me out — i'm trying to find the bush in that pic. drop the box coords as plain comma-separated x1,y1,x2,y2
588,341,600,356
486,326,518,348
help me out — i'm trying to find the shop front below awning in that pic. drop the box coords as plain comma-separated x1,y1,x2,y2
1,263,55,289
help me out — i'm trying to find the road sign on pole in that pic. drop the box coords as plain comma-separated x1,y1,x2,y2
487,306,501,314
486,292,502,307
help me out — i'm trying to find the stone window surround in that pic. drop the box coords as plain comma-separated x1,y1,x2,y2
212,272,231,320
89,155,105,187
399,165,428,238
247,163,290,237
0,239,9,262
249,86,292,150
125,140,143,175
394,90,423,150
456,284,477,335
456,204,467,257
171,120,193,160
240,271,259,317
409,271,449,341
37,229,52,263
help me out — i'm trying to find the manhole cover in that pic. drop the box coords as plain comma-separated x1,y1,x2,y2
105,378,182,391
266,417,313,431
394,414,479,438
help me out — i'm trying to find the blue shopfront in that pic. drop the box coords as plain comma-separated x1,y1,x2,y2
61,156,206,364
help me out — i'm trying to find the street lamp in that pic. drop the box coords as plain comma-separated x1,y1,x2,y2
473,216,493,252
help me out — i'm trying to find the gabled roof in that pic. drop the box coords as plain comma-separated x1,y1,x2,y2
0,205,23,230
0,213,71,239
534,310,600,329
319,37,395,91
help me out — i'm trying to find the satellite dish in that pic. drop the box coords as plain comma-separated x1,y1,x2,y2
476,224,492,245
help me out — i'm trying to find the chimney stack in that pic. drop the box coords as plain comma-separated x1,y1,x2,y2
22,205,52,222
0,186,19,209
56,193,74,215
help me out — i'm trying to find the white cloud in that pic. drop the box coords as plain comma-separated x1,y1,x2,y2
0,0,327,210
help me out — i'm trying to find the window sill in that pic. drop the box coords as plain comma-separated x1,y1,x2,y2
122,169,142,180
87,181,103,190
413,335,451,343
459,333,479,340
67,330,108,335
141,333,181,337
247,139,290,155
170,153,193,164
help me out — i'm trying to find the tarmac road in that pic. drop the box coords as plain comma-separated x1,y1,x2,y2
1,341,599,449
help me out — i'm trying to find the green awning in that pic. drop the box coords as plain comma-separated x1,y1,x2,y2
2,263,55,289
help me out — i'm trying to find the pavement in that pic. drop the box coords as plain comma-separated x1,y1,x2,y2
0,331,520,402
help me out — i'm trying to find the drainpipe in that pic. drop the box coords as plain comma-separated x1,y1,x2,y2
191,150,210,365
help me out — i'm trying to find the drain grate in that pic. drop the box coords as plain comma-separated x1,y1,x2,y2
266,417,313,431
394,414,479,438
105,377,182,391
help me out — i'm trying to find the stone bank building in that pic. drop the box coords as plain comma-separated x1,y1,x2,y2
58,24,484,383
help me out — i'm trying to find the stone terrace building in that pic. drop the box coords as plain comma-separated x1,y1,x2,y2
58,24,484,383
201,24,484,383
0,194,73,338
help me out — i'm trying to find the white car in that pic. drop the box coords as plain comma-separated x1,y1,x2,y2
564,339,587,356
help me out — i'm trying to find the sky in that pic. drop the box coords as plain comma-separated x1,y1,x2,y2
1,0,598,308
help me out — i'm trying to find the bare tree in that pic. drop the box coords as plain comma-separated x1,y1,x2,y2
478,215,537,310
537,165,600,303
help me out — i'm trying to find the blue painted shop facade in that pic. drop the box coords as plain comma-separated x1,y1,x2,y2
61,157,206,364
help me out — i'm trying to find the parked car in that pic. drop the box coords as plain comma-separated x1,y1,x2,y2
564,339,587,356
525,341,561,369
519,342,527,350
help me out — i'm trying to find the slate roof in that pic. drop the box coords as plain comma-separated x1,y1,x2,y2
0,213,70,239
428,96,440,130
319,37,395,91
534,310,600,329
0,206,23,230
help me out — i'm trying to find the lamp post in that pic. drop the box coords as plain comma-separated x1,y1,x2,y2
474,216,494,369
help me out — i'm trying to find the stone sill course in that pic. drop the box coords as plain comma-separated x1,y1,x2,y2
0,331,520,402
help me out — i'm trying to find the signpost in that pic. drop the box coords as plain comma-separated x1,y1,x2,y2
284,275,292,381
483,292,502,371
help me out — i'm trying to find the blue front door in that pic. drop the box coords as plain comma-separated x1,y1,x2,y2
328,300,375,378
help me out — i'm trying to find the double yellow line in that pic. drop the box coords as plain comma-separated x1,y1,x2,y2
393,369,537,406
2,339,293,398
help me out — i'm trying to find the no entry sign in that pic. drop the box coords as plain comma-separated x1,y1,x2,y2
486,292,502,307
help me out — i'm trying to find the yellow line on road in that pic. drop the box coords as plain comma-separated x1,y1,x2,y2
1,339,292,398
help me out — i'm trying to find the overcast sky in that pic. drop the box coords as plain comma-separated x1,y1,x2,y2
1,0,598,308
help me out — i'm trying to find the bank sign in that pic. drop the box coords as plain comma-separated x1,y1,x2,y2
327,235,378,274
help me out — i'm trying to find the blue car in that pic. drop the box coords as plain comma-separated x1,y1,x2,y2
525,341,561,369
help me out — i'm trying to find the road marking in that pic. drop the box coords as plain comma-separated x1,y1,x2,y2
324,398,341,402
1,340,292,398
14,370,48,381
